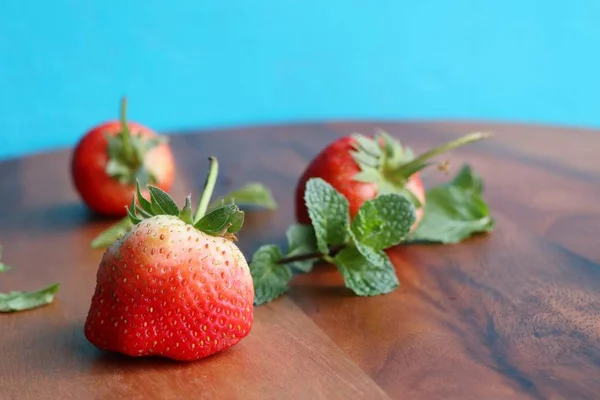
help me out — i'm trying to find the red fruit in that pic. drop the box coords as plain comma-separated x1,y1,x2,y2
295,131,489,231
295,136,425,228
85,165,254,361
85,216,253,361
71,97,175,217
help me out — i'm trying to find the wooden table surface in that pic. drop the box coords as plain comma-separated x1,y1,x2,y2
1,121,599,400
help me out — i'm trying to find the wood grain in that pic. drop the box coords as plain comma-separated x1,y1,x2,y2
1,121,599,399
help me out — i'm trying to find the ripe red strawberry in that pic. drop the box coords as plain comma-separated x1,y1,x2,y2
71,97,175,217
84,158,253,361
295,131,489,231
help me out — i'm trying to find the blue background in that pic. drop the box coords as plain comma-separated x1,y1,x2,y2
1,1,599,159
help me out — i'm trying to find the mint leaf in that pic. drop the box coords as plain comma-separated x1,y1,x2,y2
350,193,416,251
0,283,60,312
410,164,494,243
195,204,244,235
91,217,133,249
147,186,179,216
285,224,318,272
250,245,291,305
209,183,278,211
334,246,399,296
304,178,350,254
450,164,483,193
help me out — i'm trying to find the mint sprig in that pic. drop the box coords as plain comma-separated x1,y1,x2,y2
249,177,416,305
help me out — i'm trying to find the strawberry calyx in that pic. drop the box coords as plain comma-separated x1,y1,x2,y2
350,130,491,205
105,97,168,186
126,157,244,240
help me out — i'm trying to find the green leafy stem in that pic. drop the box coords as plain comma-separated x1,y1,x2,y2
91,160,278,249
105,97,168,186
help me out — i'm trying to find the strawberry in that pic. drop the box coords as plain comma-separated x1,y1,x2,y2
295,131,490,231
71,97,175,217
84,158,253,361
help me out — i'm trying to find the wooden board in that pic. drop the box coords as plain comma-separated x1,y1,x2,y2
1,122,599,399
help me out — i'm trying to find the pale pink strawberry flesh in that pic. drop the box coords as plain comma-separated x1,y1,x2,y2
84,216,254,361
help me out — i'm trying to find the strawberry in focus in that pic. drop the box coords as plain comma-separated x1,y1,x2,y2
84,158,253,361
295,131,490,231
71,97,175,217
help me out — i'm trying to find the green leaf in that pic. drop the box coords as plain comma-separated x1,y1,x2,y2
91,181,276,249
0,283,60,312
450,164,483,193
131,196,154,219
127,204,143,225
250,245,291,305
351,149,379,169
410,164,494,244
141,135,168,153
147,186,179,216
91,217,134,249
352,240,389,267
376,130,413,168
284,224,318,272
349,193,416,251
226,210,245,234
102,100,166,186
195,204,245,235
179,195,194,224
351,134,382,157
105,134,124,161
209,183,278,211
353,166,385,184
304,178,350,254
349,131,416,195
105,159,131,184
333,246,399,296
136,180,153,213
